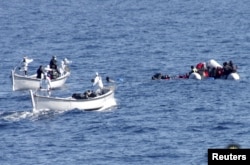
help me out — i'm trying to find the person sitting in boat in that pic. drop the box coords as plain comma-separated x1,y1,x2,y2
84,90,97,98
196,62,209,78
196,62,204,71
83,90,91,99
40,73,52,96
72,90,97,99
209,67,216,78
215,67,223,79
36,65,44,79
229,60,237,73
49,56,60,78
43,65,52,79
222,62,233,79
92,72,104,95
20,56,33,76
203,68,209,78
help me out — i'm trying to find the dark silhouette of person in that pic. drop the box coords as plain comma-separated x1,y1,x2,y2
189,65,198,75
229,60,237,73
49,56,60,78
106,76,115,83
223,62,233,79
36,65,44,79
50,56,57,70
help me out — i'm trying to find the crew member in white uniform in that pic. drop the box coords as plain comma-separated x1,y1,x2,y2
92,72,103,95
40,73,52,96
21,56,33,76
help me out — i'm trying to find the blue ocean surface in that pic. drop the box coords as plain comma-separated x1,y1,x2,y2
1,0,250,164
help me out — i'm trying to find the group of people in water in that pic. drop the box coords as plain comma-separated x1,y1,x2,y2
152,60,238,80
20,56,239,98
188,60,237,79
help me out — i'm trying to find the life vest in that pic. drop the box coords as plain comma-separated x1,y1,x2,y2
196,63,204,70
204,70,209,77
216,68,223,77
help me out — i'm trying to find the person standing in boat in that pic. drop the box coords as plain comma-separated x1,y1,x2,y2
222,62,233,79
21,56,33,76
229,60,237,73
40,73,52,96
49,55,60,78
49,56,57,69
92,72,104,95
36,65,44,79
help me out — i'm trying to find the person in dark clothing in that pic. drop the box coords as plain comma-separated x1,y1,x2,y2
229,60,237,73
189,65,198,75
152,73,162,80
215,67,223,79
152,73,171,80
36,65,44,79
209,67,216,78
106,76,115,83
161,75,171,79
223,62,233,79
49,56,60,77
50,56,57,70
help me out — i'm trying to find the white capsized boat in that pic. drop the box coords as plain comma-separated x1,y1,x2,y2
189,59,240,80
207,59,240,80
29,87,117,112
11,60,71,91
227,72,240,80
189,72,202,80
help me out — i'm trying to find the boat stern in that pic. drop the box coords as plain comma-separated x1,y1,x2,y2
29,90,37,112
11,70,16,91
227,73,240,80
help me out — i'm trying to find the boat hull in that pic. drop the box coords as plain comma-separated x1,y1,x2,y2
189,72,240,80
206,59,222,68
12,70,70,91
206,59,240,80
30,88,117,112
226,72,240,80
189,72,202,80
189,59,240,80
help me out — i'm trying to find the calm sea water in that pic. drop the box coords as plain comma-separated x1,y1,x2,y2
1,0,250,164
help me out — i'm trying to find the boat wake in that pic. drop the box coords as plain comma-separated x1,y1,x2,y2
0,102,118,122
0,109,66,122
0,111,35,122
